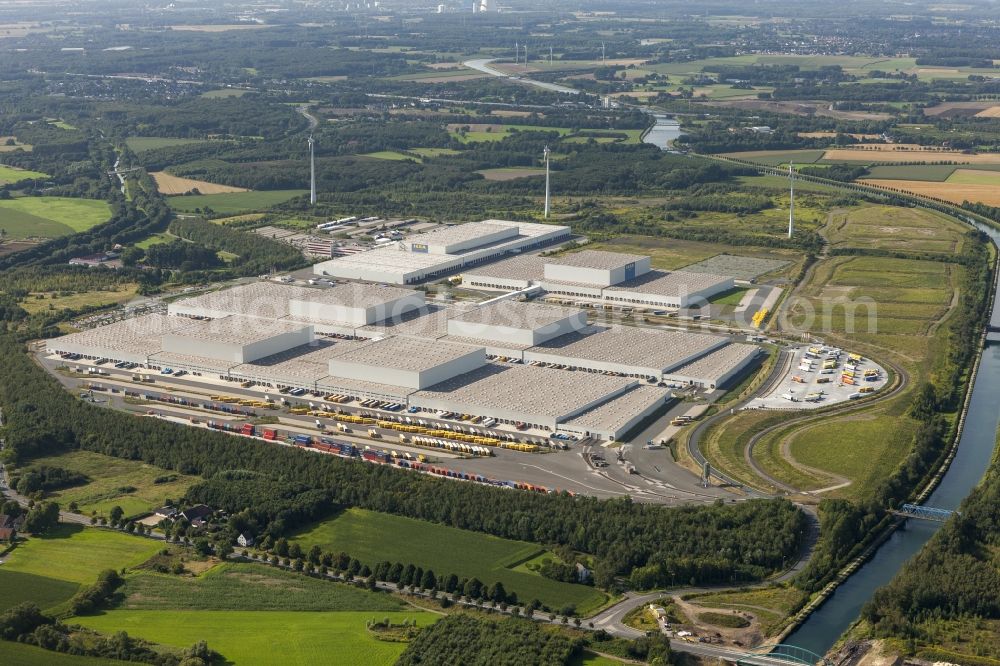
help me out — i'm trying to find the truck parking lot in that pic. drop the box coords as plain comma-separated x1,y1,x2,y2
747,344,889,410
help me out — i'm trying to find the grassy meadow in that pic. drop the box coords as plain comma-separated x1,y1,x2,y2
290,508,608,613
0,165,48,184
118,562,406,612
20,450,198,518
0,196,112,239
2,524,162,584
75,610,436,666
166,189,308,214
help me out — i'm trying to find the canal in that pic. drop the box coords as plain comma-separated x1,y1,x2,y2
784,222,1000,655
642,114,682,150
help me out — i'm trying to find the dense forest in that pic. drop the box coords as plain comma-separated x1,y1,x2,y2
862,434,1000,653
395,615,585,666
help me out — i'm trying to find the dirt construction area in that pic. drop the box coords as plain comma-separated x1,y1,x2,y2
747,345,888,410
151,172,248,195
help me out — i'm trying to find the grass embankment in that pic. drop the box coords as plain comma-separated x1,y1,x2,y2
290,508,609,614
767,252,959,499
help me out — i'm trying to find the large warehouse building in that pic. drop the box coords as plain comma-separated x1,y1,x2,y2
47,276,759,440
463,249,734,309
312,219,571,284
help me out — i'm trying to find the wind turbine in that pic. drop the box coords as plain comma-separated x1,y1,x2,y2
543,145,551,218
308,135,316,206
788,161,794,239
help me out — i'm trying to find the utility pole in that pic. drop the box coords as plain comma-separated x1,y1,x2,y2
601,41,605,64
308,135,316,206
549,45,553,65
788,161,794,239
543,145,551,218
515,41,518,66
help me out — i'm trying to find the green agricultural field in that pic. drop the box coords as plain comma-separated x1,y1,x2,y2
75,610,436,666
864,164,959,181
119,562,406,612
19,450,198,518
946,169,1000,185
125,137,206,152
0,165,48,184
167,190,308,214
291,508,608,613
735,174,841,194
722,149,827,165
3,524,162,584
0,197,112,240
0,569,80,612
0,641,131,666
449,124,572,143
200,88,249,98
361,150,419,161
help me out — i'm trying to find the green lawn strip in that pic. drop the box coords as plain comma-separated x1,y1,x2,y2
0,641,131,666
74,610,435,666
166,190,308,214
0,569,80,613
290,508,607,613
753,427,830,492
701,410,783,493
709,286,751,306
2,525,162,584
119,562,405,612
22,450,198,518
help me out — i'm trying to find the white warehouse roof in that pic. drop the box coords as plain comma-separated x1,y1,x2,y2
527,324,727,374
547,249,648,271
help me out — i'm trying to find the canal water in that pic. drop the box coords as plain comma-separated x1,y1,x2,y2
785,222,1000,655
642,114,682,150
